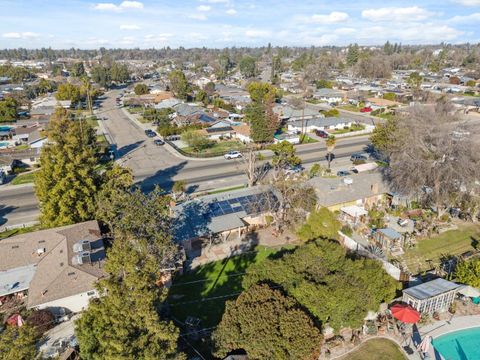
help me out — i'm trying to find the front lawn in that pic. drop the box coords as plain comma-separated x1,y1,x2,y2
338,104,360,112
300,134,318,143
167,245,294,328
330,123,365,135
182,140,246,156
339,338,406,360
400,223,480,273
10,171,36,185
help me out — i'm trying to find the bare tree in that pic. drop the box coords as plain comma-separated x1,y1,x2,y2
387,101,480,218
240,145,269,187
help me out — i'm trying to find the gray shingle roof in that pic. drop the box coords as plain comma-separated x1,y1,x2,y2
289,116,353,128
403,278,461,300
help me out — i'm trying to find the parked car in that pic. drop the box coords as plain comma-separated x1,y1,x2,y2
165,135,181,141
360,107,372,113
284,165,304,175
145,129,157,138
224,151,242,160
315,130,329,138
350,153,367,162
336,170,351,177
154,139,164,146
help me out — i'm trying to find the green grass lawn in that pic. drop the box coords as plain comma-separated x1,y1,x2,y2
330,124,366,135
10,171,36,185
338,105,360,112
86,118,99,128
400,223,480,273
300,134,318,143
167,245,294,328
14,144,29,150
376,113,395,121
183,140,246,156
339,338,406,360
0,224,41,239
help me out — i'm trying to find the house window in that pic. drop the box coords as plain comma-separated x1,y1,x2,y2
87,291,95,296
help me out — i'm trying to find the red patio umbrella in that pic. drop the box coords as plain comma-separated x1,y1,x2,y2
390,303,421,323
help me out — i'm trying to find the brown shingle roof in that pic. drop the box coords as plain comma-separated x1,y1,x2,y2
0,220,106,308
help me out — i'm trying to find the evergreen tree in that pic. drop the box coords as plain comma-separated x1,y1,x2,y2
346,44,360,66
168,70,190,100
0,325,38,360
35,109,99,227
297,207,341,241
213,284,321,360
75,234,185,360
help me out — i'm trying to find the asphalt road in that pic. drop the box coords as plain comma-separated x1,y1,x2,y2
0,89,370,228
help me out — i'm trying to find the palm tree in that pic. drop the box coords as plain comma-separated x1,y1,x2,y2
325,135,336,171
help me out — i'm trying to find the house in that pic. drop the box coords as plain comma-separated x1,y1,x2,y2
366,98,401,109
231,124,253,143
313,88,346,104
287,117,353,133
274,132,300,144
0,221,106,314
308,172,389,211
200,121,236,140
273,104,325,121
402,278,461,314
173,186,277,255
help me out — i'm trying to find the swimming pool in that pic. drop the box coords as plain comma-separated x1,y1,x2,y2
0,126,12,132
0,141,11,148
432,327,480,360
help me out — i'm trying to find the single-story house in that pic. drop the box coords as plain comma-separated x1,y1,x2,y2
274,132,301,144
313,88,346,104
287,116,353,134
308,172,389,212
402,278,461,314
0,220,106,314
200,121,236,140
366,98,401,109
173,186,277,255
231,124,253,143
273,104,324,121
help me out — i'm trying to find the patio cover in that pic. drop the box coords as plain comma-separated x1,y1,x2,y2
341,205,367,218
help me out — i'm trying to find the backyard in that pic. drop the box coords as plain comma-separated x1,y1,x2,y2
167,245,294,328
399,223,480,273
182,140,246,156
339,338,406,360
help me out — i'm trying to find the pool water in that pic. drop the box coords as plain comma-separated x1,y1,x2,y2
0,126,12,131
0,141,10,148
432,327,480,360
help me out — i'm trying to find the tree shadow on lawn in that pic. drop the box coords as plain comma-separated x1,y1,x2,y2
167,234,289,329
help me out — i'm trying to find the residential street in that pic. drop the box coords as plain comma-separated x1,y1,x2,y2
0,89,370,229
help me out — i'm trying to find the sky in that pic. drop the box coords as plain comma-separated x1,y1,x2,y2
0,0,479,49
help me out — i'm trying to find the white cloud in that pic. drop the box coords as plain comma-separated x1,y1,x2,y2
120,24,141,30
120,1,143,9
311,11,349,23
454,0,480,6
450,12,480,22
188,13,208,20
245,29,271,38
334,27,356,35
200,0,229,3
197,5,211,11
362,6,433,22
226,8,237,15
2,32,39,39
93,1,143,12
119,36,135,45
144,33,173,42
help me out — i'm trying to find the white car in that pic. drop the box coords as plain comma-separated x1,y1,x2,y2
224,151,242,160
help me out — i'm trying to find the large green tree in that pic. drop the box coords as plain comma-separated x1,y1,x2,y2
455,258,480,288
56,82,81,103
370,117,398,155
134,83,149,95
0,97,18,122
239,56,256,78
35,109,99,227
75,235,184,360
244,240,398,331
77,182,183,359
297,207,341,241
168,70,190,100
270,141,301,168
0,325,38,360
213,284,321,360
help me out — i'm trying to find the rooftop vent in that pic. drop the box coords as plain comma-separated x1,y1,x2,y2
73,240,91,253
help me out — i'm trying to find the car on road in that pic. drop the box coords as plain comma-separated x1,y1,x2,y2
336,170,351,177
145,129,157,138
315,130,329,138
360,106,372,113
224,151,242,160
284,165,304,175
154,139,164,146
350,153,367,162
